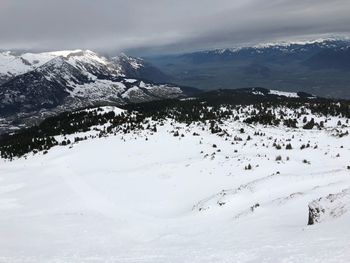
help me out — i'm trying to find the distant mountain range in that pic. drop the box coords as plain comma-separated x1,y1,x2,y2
147,38,350,99
0,50,197,133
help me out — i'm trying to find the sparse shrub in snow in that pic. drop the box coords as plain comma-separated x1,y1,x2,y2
245,164,252,170
275,155,282,161
250,203,260,212
275,144,282,150
234,136,242,141
303,118,315,130
1,96,349,160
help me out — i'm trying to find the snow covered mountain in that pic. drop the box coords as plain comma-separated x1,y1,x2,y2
0,49,169,85
111,53,171,83
0,51,54,83
0,49,198,132
0,55,183,115
0,94,349,262
0,49,119,84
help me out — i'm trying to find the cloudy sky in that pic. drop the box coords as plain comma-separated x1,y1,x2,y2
0,0,350,55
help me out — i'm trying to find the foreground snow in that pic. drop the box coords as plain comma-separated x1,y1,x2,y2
0,115,349,262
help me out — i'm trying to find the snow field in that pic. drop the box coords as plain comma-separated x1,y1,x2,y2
0,108,349,262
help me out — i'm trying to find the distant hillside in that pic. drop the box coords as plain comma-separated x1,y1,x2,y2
147,39,350,99
304,46,350,70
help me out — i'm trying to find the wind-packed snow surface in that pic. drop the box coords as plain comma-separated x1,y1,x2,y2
0,107,350,262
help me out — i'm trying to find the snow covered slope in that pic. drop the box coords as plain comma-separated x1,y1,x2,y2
0,103,349,262
0,51,55,83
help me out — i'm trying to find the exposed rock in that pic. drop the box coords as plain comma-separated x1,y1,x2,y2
308,188,350,225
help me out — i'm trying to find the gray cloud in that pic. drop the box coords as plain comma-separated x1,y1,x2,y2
0,0,349,55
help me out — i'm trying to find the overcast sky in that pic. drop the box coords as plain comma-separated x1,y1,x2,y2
0,0,350,55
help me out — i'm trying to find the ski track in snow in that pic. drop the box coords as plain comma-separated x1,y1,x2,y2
0,112,350,262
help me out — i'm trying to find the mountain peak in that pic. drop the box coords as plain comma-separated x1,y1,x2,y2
46,49,84,57
114,53,144,69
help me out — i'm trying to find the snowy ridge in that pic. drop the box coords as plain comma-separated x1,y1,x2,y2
252,37,347,49
0,49,115,84
77,106,125,115
269,89,300,98
115,53,144,69
0,51,54,82
244,87,315,98
0,49,148,84
194,37,350,56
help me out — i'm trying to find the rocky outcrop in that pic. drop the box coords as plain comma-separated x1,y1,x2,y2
308,188,350,225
